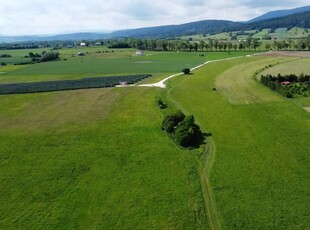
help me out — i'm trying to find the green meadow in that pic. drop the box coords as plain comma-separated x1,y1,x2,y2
0,48,309,229
0,49,253,83
166,56,310,229
0,87,207,229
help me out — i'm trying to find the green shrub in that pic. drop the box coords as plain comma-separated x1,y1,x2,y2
156,98,167,109
182,68,190,75
0,54,11,58
162,111,185,133
174,115,196,147
162,113,203,148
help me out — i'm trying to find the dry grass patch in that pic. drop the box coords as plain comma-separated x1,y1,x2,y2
0,88,120,132
261,58,310,76
303,107,310,113
215,57,286,105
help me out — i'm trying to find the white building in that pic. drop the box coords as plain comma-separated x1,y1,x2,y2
135,50,144,56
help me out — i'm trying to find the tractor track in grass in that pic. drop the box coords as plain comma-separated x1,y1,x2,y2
165,77,221,230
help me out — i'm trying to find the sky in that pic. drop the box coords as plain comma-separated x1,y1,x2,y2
0,0,309,36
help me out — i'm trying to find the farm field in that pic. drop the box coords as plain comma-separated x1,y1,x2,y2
261,57,310,76
179,27,310,43
0,49,254,83
166,56,310,229
287,27,310,38
0,86,207,229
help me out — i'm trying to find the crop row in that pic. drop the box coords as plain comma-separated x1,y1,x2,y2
0,74,151,95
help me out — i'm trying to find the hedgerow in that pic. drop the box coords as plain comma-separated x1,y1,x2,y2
260,73,310,98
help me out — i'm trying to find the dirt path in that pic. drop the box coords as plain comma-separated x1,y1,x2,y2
138,56,252,89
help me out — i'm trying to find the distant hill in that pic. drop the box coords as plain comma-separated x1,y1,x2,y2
44,33,107,41
108,20,241,38
248,5,310,23
1,6,310,43
108,11,310,38
239,11,310,31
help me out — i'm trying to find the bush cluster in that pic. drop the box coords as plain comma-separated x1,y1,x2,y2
182,68,191,75
0,54,11,58
162,111,203,148
260,73,310,98
156,98,167,109
24,51,59,63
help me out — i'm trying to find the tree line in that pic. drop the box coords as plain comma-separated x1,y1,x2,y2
1,36,309,53
108,37,261,52
106,37,310,52
260,73,310,98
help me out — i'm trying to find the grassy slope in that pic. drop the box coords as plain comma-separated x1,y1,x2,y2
0,87,207,229
167,57,310,229
215,57,288,105
287,27,310,38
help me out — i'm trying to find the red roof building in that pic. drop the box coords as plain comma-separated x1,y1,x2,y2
281,81,291,85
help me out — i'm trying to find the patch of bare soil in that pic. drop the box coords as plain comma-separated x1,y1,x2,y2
258,51,310,58
303,107,310,113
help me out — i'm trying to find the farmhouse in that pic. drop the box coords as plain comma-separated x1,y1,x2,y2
135,50,144,56
80,42,86,46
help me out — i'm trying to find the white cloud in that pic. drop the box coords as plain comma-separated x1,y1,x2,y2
0,0,309,35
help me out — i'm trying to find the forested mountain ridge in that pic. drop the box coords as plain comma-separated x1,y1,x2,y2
248,5,310,23
107,20,241,38
105,11,310,38
240,10,310,31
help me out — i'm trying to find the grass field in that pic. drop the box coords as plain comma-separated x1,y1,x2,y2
261,58,310,76
1,49,309,229
252,29,270,39
270,28,288,40
215,57,286,104
287,27,310,39
0,50,254,83
166,57,310,229
0,86,208,229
